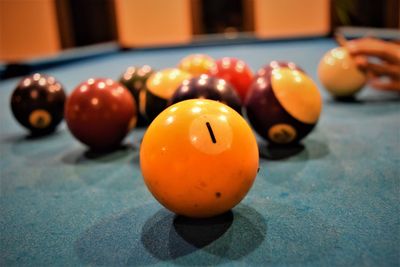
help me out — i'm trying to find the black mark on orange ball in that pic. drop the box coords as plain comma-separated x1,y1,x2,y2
215,192,221,198
257,167,260,173
206,122,217,144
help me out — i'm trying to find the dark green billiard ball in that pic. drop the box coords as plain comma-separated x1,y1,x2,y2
119,65,154,126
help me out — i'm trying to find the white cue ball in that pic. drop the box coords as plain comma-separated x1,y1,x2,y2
318,47,367,97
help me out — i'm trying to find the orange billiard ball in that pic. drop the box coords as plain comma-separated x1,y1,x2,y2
140,99,259,218
318,47,367,97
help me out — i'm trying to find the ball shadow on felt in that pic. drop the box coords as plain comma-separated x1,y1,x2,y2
259,142,305,160
258,137,329,161
141,204,266,261
61,144,135,165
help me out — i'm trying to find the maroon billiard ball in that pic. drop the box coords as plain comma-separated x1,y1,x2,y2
119,65,154,126
208,57,254,101
10,73,66,136
245,61,322,145
255,61,304,78
65,78,137,152
169,74,242,114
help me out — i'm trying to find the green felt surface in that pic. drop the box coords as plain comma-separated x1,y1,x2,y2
1,38,399,266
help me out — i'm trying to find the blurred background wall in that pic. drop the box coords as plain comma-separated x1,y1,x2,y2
0,0,399,62
0,0,61,61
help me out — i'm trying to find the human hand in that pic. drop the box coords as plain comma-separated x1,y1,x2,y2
346,38,400,92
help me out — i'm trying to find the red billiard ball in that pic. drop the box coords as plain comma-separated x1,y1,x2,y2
208,57,254,101
10,73,66,136
169,74,242,114
65,78,137,152
245,61,322,145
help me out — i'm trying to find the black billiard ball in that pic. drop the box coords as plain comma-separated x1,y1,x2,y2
10,73,66,135
119,65,154,126
245,61,322,145
169,74,242,114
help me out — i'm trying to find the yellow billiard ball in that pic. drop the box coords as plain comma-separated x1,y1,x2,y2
318,47,367,97
178,54,216,77
142,68,192,122
140,99,259,218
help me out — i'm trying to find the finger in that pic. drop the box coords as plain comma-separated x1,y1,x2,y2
369,79,400,92
347,38,400,63
347,38,400,64
362,61,400,78
334,33,347,47
366,70,376,81
353,55,368,68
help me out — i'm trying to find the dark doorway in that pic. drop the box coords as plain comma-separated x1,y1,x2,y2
56,0,117,48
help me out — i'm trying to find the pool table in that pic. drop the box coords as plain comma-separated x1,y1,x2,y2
1,38,399,266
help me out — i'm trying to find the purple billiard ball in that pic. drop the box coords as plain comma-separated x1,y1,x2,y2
169,74,242,114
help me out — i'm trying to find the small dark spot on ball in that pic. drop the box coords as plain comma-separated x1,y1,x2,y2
257,167,260,173
36,116,45,127
215,192,221,198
